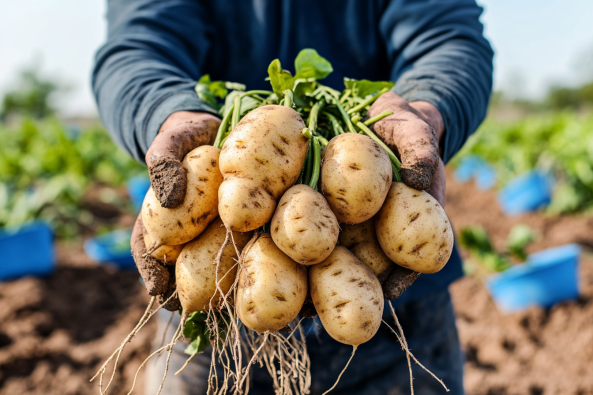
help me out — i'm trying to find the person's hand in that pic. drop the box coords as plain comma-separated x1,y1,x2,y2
367,92,446,206
146,111,221,208
367,92,446,300
131,111,219,307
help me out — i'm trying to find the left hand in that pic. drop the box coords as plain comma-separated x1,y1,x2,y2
367,92,447,300
367,92,446,207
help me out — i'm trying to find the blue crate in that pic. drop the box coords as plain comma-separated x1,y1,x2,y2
0,222,56,281
486,244,580,313
454,155,496,190
127,177,151,213
84,228,137,270
498,171,552,215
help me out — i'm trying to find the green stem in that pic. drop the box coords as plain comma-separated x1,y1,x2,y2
213,103,235,148
304,142,314,186
336,102,357,134
308,137,322,190
347,87,389,115
356,121,402,181
307,100,325,136
364,110,393,126
231,95,241,130
325,113,345,136
339,89,351,103
316,135,329,147
283,90,293,108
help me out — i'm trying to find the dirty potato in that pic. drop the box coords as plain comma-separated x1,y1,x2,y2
375,182,453,274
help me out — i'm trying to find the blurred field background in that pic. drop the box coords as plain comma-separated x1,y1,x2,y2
1,1,593,394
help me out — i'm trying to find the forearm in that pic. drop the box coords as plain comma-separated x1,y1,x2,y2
92,0,217,163
382,0,494,163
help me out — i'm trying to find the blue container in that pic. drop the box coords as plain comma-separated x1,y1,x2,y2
84,228,136,270
0,222,55,281
127,177,151,213
486,244,580,313
454,155,496,190
498,171,552,215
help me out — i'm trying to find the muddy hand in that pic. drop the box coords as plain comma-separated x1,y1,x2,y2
367,92,446,206
146,111,220,208
131,213,170,296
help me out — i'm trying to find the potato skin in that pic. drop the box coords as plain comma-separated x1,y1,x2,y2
142,145,222,247
143,232,183,265
236,233,308,333
309,247,383,346
320,134,392,224
339,218,394,283
218,105,308,232
376,183,453,274
176,217,252,314
271,185,339,265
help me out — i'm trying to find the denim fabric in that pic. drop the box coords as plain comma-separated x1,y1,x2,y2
145,288,464,395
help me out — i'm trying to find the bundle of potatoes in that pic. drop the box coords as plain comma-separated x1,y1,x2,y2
129,49,453,395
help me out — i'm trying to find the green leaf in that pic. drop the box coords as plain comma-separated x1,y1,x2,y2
458,226,495,256
506,224,534,261
294,49,333,81
267,59,295,96
195,75,234,109
344,78,395,98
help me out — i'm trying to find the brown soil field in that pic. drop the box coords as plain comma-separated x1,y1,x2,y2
0,171,591,395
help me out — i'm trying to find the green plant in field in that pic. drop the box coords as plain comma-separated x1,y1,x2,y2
0,118,146,238
453,112,593,214
459,224,535,275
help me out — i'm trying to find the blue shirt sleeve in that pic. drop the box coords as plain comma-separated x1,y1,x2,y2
380,0,494,163
92,0,218,163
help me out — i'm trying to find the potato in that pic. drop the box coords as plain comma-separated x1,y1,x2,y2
143,231,183,265
218,105,308,232
339,218,394,283
236,233,307,333
142,145,222,249
176,217,252,314
271,184,339,265
309,246,383,346
375,182,453,274
320,133,392,224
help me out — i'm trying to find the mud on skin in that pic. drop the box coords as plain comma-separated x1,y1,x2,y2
158,266,181,312
146,117,220,208
382,265,421,300
131,215,170,296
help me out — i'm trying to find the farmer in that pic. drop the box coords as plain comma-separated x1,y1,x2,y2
93,1,492,394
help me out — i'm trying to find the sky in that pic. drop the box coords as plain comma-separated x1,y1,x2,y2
0,0,592,117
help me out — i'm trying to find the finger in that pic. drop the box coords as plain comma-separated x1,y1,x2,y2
369,92,439,191
382,265,421,300
131,213,170,296
146,113,220,208
157,266,181,312
424,158,446,207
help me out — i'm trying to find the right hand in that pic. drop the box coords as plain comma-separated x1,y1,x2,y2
132,111,220,307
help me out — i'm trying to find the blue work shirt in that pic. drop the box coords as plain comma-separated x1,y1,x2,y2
92,0,493,303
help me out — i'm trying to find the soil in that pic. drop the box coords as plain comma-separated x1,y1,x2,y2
445,170,593,395
0,171,591,395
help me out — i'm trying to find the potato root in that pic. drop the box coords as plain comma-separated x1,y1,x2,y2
309,246,383,346
176,217,252,313
376,183,453,274
142,145,222,249
320,134,392,224
236,233,308,333
218,105,308,232
339,217,394,283
271,184,339,265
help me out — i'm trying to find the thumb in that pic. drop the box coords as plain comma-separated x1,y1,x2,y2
369,92,440,191
146,113,220,208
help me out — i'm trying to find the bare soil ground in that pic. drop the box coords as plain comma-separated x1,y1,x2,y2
0,172,591,395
